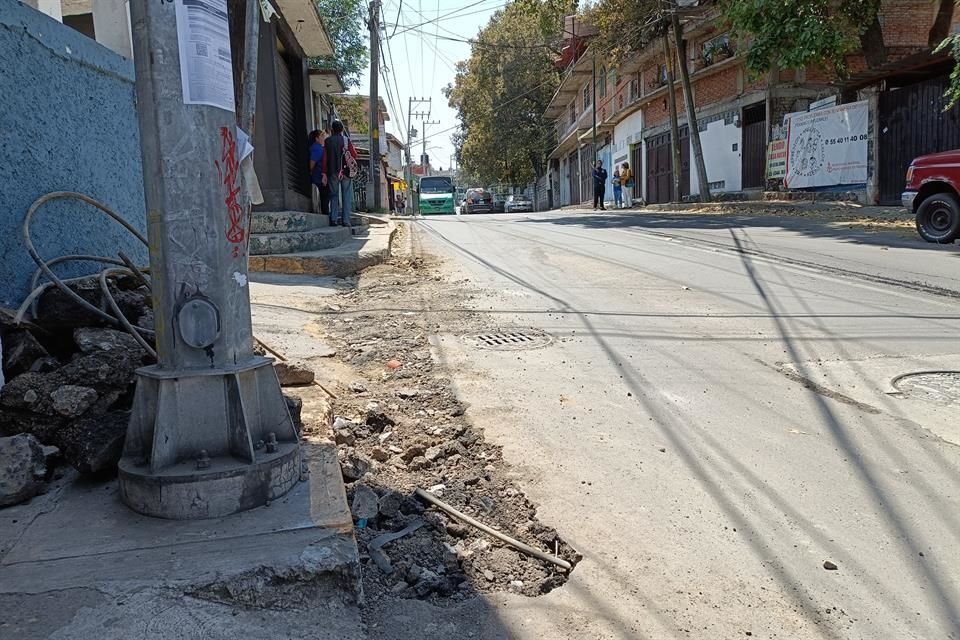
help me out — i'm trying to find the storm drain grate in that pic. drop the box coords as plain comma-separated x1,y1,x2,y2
891,371,960,406
467,330,553,351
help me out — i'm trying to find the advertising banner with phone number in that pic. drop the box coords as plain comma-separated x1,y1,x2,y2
784,100,869,189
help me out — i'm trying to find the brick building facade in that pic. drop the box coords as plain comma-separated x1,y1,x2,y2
544,0,960,206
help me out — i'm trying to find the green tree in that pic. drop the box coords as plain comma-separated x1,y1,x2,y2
445,0,570,185
312,0,369,89
721,0,881,78
332,95,369,134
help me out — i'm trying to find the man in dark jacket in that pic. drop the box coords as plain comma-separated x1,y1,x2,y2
592,160,608,210
321,119,359,226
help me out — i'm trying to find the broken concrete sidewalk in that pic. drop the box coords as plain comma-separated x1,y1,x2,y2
0,440,364,640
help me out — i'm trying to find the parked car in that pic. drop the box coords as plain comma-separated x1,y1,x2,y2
903,150,960,243
505,194,534,213
490,193,507,213
463,188,492,214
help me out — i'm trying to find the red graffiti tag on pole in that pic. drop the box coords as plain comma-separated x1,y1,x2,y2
215,126,246,255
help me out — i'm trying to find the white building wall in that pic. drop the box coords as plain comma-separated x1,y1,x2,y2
690,118,742,196
613,109,643,167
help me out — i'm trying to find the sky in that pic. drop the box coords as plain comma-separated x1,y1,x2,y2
349,0,509,172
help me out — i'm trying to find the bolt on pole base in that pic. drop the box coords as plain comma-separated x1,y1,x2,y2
118,357,301,519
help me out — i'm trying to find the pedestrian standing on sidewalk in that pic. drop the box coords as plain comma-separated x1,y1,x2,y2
612,168,623,209
309,129,330,218
592,160,608,210
620,162,633,208
321,119,359,227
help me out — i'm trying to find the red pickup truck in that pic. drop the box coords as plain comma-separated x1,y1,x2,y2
902,150,960,243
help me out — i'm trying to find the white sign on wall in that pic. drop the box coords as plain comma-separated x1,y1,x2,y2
784,101,869,189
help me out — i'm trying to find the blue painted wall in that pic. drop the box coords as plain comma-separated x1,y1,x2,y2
0,2,147,309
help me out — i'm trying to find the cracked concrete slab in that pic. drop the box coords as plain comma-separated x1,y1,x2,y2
0,442,363,639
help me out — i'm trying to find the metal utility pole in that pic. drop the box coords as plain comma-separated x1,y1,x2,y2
421,119,440,175
662,32,683,203
672,12,711,202
407,97,430,215
591,53,598,163
120,0,299,519
368,0,382,211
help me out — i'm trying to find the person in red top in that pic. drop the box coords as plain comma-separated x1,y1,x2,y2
321,119,359,226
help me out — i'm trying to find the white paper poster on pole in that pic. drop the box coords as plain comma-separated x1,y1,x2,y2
174,0,236,113
784,101,869,189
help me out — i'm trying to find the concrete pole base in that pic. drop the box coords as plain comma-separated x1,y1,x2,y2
118,442,301,519
118,357,301,519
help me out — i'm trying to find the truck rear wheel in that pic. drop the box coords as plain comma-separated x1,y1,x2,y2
916,192,960,243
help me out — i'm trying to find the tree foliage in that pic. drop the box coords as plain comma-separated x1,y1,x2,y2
312,0,369,89
331,95,370,134
445,0,571,185
935,29,960,110
721,0,881,77
580,0,660,65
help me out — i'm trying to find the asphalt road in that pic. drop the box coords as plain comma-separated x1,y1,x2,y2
413,210,960,640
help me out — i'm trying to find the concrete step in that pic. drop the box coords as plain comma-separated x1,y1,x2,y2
249,225,395,277
250,211,330,234
249,226,352,256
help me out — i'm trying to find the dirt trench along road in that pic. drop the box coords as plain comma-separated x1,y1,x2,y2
404,209,960,640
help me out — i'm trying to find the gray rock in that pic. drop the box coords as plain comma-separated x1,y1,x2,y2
333,416,357,431
34,280,151,333
349,381,367,393
334,428,356,446
397,388,420,399
823,560,838,571
378,490,404,517
50,385,98,417
74,327,142,354
136,309,155,332
340,453,372,483
483,569,495,582
413,569,444,598
370,446,390,462
0,433,49,507
351,484,379,521
283,394,303,433
29,357,61,373
407,455,430,470
424,445,445,462
274,361,315,386
401,443,426,462
2,330,49,379
57,411,129,476
1,351,140,419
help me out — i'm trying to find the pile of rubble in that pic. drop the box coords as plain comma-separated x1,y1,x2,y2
305,251,580,608
0,275,304,508
332,400,578,605
0,275,154,506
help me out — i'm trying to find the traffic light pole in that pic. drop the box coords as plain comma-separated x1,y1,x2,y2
119,0,300,519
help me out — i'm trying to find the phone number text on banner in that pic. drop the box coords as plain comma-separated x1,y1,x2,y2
784,100,869,189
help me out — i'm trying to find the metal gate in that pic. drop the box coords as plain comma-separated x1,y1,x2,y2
742,103,767,189
646,127,689,203
276,49,309,199
580,147,594,205
567,151,580,205
878,74,960,204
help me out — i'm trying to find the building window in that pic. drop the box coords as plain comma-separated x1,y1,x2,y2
609,67,618,89
702,33,734,66
599,66,607,98
583,84,592,110
629,75,639,102
568,102,576,127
